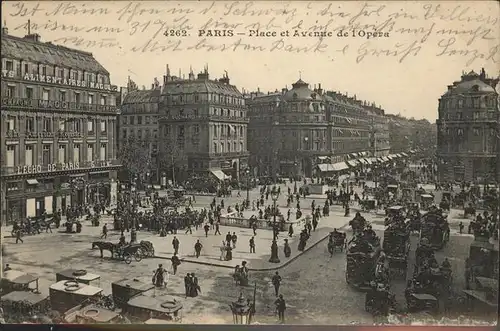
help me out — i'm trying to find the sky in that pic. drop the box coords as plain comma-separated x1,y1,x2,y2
2,1,499,121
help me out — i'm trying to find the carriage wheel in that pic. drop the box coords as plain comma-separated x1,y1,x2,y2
134,249,143,262
124,253,132,264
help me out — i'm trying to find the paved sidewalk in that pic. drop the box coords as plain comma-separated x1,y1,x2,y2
141,209,352,271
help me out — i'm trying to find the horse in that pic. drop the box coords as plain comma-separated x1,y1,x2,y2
92,241,116,258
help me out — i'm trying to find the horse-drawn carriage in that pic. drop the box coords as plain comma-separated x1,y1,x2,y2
1,270,40,295
464,234,499,290
383,225,411,278
124,295,183,323
359,198,376,212
111,278,155,309
92,241,153,264
346,237,382,291
327,231,347,255
385,206,405,225
419,212,450,250
420,194,435,210
463,203,477,218
56,269,100,287
63,304,125,324
365,282,396,317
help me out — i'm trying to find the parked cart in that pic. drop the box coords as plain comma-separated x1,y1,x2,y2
1,270,40,295
49,280,103,313
111,278,155,309
124,295,183,323
56,269,100,287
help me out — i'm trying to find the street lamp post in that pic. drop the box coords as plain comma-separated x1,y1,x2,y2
269,189,280,263
245,169,250,205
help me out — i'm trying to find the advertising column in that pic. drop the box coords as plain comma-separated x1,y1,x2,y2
110,181,117,207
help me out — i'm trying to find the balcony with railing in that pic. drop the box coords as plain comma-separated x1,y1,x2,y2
160,114,249,123
1,97,118,114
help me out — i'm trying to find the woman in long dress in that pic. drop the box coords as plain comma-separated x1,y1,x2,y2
220,241,226,260
225,243,233,261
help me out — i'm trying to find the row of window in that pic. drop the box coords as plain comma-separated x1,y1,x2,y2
121,115,158,125
6,116,108,134
439,96,496,110
212,141,246,153
122,128,158,140
442,127,498,136
440,111,497,121
5,143,108,167
166,93,245,106
4,85,114,105
4,59,109,85
121,103,158,113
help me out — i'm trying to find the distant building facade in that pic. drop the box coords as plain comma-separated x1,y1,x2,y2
246,79,391,177
436,69,499,183
158,66,249,182
1,29,120,225
118,79,161,183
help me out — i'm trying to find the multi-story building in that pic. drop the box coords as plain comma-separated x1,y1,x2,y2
118,79,161,183
436,68,499,183
1,29,120,224
247,78,391,177
158,66,249,182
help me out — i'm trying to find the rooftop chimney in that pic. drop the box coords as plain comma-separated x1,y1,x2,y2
24,33,41,42
1,20,8,35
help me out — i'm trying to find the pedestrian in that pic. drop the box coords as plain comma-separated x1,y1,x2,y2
220,241,226,260
252,222,257,236
272,271,282,296
4,264,12,271
214,221,221,235
152,264,166,288
15,229,23,244
185,222,192,234
184,273,191,297
225,232,232,245
172,236,180,255
459,221,464,234
100,224,108,239
171,253,181,275
283,239,291,258
194,240,203,258
288,224,293,237
45,220,52,233
274,294,286,323
231,232,237,249
204,223,210,237
249,236,256,253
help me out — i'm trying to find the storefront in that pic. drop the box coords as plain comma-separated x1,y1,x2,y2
1,168,119,225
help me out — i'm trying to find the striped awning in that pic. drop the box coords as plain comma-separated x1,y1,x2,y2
331,162,349,171
346,160,359,167
401,152,409,157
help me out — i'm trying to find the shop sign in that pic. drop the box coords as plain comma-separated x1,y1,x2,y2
16,160,112,175
2,97,115,112
1,70,117,91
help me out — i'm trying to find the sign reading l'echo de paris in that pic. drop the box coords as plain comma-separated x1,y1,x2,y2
16,160,113,175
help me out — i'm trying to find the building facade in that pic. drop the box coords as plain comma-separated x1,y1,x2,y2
246,79,391,177
436,69,499,183
118,79,161,183
158,66,249,181
1,29,120,225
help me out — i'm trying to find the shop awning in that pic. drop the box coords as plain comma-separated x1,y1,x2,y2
346,160,359,167
364,158,373,165
210,169,231,181
317,163,336,172
382,156,390,162
401,152,409,157
317,156,329,161
331,162,349,171
26,179,39,185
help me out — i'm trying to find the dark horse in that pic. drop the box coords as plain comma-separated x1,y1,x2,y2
92,241,116,258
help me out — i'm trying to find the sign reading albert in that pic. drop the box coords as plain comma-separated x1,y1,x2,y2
1,70,118,91
16,160,113,175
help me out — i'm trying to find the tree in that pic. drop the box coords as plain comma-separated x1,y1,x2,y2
157,140,187,184
118,136,152,178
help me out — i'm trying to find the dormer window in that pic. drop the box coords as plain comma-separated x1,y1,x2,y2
471,85,479,92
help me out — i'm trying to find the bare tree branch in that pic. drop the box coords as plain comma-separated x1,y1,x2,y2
118,136,152,176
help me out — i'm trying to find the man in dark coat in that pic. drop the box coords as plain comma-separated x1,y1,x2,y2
274,294,286,323
172,236,180,255
272,271,282,296
194,240,203,258
204,223,210,237
184,273,191,297
249,237,256,253
171,253,181,275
